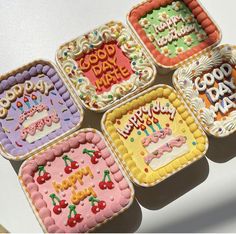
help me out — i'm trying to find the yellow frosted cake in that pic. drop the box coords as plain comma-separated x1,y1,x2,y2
102,85,208,187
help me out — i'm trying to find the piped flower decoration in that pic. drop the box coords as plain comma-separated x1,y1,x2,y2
139,18,151,29
197,33,207,42
161,46,172,57
185,14,195,24
158,12,169,22
172,1,183,11
184,35,193,46
176,47,185,55
147,33,155,42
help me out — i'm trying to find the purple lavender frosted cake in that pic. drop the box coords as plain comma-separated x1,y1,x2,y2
0,60,83,160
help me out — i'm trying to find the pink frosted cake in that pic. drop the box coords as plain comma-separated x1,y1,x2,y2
19,129,134,233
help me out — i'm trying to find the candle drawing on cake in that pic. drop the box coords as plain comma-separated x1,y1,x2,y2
137,115,190,171
146,118,155,133
153,117,162,130
31,94,38,105
16,101,24,113
140,124,149,136
24,96,31,109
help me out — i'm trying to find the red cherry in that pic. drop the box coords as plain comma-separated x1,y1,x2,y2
74,213,83,223
43,172,51,181
91,156,98,164
99,181,107,190
59,200,68,209
91,205,100,214
94,151,101,158
53,205,62,215
71,161,79,169
64,166,72,174
36,176,45,184
67,217,77,227
98,201,106,210
106,181,114,190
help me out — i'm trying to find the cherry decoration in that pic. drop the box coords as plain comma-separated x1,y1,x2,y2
82,148,102,164
49,193,68,215
99,170,114,190
89,196,106,214
66,205,83,227
36,165,51,184
62,155,79,174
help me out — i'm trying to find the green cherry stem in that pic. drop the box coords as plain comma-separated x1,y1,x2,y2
82,148,95,157
68,205,77,219
50,194,60,206
89,196,100,206
38,165,46,176
63,155,73,166
103,170,111,182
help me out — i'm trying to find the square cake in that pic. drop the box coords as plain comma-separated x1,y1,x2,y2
0,60,83,160
56,21,156,112
127,0,221,69
173,44,236,137
19,129,134,233
102,85,208,187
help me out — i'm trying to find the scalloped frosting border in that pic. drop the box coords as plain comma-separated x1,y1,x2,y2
19,129,134,233
102,85,209,187
0,61,83,160
56,21,156,112
173,44,236,137
127,0,221,69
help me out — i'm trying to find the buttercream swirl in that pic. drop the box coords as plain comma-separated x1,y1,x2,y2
174,45,236,137
57,21,155,111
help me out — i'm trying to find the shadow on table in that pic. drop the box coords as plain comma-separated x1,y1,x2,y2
10,160,23,175
155,70,174,86
206,133,236,163
148,197,236,232
95,199,142,233
81,109,104,131
134,157,209,210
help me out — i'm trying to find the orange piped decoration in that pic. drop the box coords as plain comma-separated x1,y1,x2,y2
153,117,159,124
24,96,29,103
31,94,37,100
16,101,23,108
141,124,146,130
146,119,152,126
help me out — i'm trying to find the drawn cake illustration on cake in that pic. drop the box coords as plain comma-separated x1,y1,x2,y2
173,44,236,137
102,85,208,187
140,120,190,170
56,21,156,112
127,0,221,70
0,61,83,160
18,96,61,143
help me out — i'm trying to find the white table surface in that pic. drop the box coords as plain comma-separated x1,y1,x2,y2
0,0,235,233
